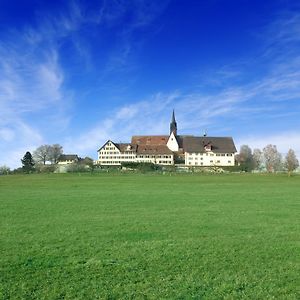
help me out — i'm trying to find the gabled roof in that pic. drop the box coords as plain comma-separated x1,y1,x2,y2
58,154,79,161
131,135,169,145
182,136,237,153
136,145,173,155
175,135,193,149
98,140,119,152
98,140,138,152
114,143,138,152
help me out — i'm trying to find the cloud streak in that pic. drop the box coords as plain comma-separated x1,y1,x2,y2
1,3,300,168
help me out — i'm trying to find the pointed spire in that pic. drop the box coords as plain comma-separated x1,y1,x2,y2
170,109,177,136
171,109,176,123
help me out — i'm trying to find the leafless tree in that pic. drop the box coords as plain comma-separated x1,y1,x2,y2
263,144,282,173
49,144,63,164
33,145,51,165
33,144,63,164
253,148,262,170
285,149,299,176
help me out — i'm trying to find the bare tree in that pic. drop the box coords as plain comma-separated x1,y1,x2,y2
33,145,51,165
33,144,63,165
263,144,282,173
253,148,262,170
285,149,299,176
49,144,63,164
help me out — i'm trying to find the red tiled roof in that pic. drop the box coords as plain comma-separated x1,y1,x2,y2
131,135,169,146
115,143,137,152
136,145,173,155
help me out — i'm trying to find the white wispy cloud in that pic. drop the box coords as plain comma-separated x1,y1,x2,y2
0,1,172,168
237,132,300,158
0,4,83,168
65,92,180,154
68,15,300,159
2,4,300,168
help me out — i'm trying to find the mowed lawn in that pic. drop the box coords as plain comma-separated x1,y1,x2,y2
0,173,299,299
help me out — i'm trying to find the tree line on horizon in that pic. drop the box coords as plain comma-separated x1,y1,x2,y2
235,144,299,176
0,143,299,175
0,144,94,174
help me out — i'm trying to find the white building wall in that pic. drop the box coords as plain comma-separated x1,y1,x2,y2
96,141,174,166
57,160,76,165
167,132,179,151
185,152,234,166
96,141,136,165
136,154,173,165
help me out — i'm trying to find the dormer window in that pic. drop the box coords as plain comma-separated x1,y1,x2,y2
204,143,212,152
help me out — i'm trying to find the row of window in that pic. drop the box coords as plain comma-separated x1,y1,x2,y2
99,152,173,159
138,155,172,159
99,155,173,160
100,160,172,165
188,160,233,165
104,146,116,151
189,160,232,166
101,151,120,155
188,157,233,161
99,156,135,160
188,153,233,157
188,157,204,160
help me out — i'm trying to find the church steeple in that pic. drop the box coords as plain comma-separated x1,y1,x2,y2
170,109,177,135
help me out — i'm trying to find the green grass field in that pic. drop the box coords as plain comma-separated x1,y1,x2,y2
1,173,299,299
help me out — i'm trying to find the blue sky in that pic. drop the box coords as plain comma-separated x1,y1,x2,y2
1,0,300,168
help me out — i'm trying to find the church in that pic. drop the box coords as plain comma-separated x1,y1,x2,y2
95,111,237,167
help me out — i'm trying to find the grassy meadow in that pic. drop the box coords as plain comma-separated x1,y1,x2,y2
0,173,299,299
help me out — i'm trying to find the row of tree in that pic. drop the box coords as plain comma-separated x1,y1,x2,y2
235,144,299,175
19,149,95,174
16,144,64,173
1,143,299,175
33,144,63,165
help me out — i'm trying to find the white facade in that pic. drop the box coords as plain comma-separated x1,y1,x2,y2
185,151,234,166
136,154,173,165
96,141,136,166
57,160,75,165
57,156,79,165
96,140,236,167
95,111,237,168
96,141,174,166
167,132,179,152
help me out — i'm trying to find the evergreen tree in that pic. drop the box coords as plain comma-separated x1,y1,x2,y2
21,151,35,173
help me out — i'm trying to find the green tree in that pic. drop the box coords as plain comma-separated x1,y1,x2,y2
21,151,35,173
235,145,254,172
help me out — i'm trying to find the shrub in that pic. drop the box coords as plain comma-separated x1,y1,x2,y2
121,162,162,172
0,165,10,175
